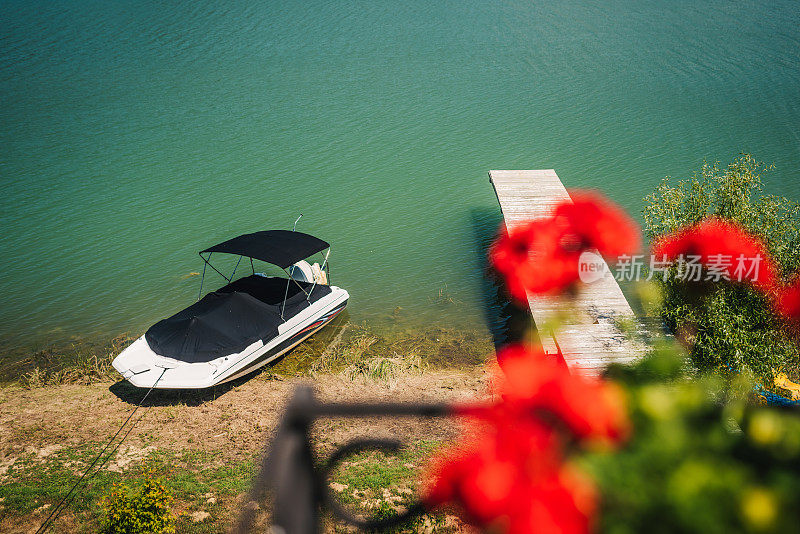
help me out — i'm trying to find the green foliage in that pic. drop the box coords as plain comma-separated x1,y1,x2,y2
642,154,800,380
100,474,176,534
586,349,800,534
643,154,800,274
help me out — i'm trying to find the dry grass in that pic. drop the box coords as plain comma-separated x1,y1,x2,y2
343,352,424,388
20,353,115,389
296,321,491,379
15,335,133,389
310,325,378,375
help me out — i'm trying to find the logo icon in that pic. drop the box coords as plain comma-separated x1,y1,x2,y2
578,251,608,284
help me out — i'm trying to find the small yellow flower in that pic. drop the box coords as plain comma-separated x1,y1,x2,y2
740,487,777,531
748,411,782,447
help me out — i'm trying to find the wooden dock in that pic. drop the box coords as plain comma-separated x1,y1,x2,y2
489,169,645,375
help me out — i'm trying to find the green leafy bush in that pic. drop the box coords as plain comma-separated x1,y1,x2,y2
584,347,800,534
643,154,800,381
100,475,176,534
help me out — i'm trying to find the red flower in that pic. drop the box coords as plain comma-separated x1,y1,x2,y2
423,418,591,533
777,278,800,326
489,192,640,303
432,191,636,531
554,191,641,257
653,218,778,291
490,222,543,302
494,344,630,445
490,218,583,301
424,344,629,533
506,465,597,534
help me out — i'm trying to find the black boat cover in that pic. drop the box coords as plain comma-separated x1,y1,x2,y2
200,230,329,269
145,291,281,363
145,275,333,363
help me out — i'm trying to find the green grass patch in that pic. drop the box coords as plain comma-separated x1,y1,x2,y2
0,444,258,533
324,440,456,533
0,438,458,533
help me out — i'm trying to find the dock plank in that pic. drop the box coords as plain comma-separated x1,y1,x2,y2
489,169,646,374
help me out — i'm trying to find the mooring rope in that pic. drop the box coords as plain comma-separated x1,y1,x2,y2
35,368,167,533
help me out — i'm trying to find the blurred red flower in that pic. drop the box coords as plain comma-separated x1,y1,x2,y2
423,344,628,533
423,417,593,534
463,196,637,530
652,218,778,291
424,415,561,520
506,465,598,534
777,278,800,327
554,191,641,257
494,344,630,445
489,192,640,303
490,218,581,301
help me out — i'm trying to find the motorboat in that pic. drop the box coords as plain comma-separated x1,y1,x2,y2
112,229,349,389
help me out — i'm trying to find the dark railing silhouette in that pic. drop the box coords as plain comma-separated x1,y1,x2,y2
233,385,452,534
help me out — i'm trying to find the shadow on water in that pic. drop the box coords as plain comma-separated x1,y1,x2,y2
468,208,535,349
108,311,351,406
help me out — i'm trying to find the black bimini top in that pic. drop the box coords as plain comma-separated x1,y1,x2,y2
200,230,329,269
145,275,332,363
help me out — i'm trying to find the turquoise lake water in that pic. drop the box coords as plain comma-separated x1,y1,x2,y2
2,0,799,351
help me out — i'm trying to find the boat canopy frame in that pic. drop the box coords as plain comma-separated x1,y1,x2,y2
195,229,332,321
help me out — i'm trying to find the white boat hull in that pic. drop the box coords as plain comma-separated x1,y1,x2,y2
112,286,348,389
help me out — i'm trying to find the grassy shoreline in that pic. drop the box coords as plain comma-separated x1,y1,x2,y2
1,318,495,389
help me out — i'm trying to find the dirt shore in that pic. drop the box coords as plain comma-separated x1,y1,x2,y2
0,367,489,533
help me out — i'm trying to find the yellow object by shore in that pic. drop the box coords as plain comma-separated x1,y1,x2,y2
774,373,800,401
